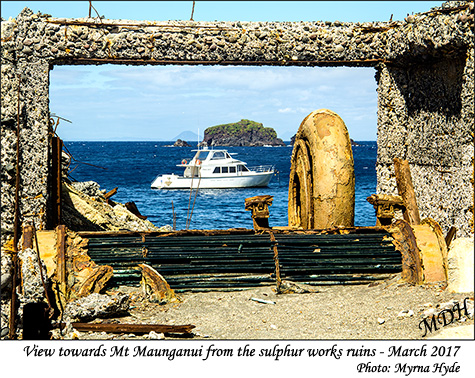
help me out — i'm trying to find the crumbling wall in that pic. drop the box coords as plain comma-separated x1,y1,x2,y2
376,9,474,236
1,1,474,244
1,11,51,243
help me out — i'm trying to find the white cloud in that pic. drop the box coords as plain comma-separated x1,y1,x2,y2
278,107,294,114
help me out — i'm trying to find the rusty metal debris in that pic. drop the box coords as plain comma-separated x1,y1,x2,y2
88,1,101,19
49,113,72,136
125,203,147,220
366,159,449,285
366,193,405,226
50,227,114,310
417,218,449,283
138,263,179,304
104,187,118,200
62,322,195,335
245,195,273,230
84,228,402,290
62,141,108,171
190,0,196,21
388,220,423,285
267,231,282,291
55,225,67,311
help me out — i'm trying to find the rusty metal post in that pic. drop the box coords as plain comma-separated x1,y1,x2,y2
55,225,67,311
268,231,282,291
245,195,273,230
393,158,421,225
190,1,196,21
50,137,63,228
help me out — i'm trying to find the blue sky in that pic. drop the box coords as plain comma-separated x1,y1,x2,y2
1,1,444,141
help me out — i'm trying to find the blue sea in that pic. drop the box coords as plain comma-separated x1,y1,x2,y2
63,141,378,230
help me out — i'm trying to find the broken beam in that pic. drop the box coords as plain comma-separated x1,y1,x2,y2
66,322,195,334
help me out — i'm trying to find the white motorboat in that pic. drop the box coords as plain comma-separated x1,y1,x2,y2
151,148,274,189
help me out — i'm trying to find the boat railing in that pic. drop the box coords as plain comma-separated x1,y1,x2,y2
248,165,274,173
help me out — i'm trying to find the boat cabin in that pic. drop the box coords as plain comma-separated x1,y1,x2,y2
181,149,249,178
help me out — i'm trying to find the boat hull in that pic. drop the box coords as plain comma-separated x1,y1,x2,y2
151,172,273,189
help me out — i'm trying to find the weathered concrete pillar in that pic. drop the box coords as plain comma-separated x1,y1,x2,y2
289,109,355,229
376,54,474,237
17,60,51,231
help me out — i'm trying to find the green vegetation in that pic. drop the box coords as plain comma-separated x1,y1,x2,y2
205,119,277,138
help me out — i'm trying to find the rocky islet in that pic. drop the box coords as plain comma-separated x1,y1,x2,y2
202,119,285,147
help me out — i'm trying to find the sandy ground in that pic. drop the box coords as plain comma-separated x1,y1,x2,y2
64,274,474,340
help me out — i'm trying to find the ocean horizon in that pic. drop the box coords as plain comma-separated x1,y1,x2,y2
64,141,378,230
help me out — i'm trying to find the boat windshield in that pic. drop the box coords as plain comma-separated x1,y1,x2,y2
211,151,226,160
196,150,210,160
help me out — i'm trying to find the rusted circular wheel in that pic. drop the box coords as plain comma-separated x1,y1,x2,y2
288,109,355,229
288,138,313,229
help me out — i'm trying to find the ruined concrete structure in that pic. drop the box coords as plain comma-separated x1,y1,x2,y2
1,1,474,242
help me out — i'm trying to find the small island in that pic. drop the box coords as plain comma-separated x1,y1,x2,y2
173,139,191,147
201,119,286,147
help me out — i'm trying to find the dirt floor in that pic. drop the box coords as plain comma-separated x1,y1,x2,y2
58,274,474,340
